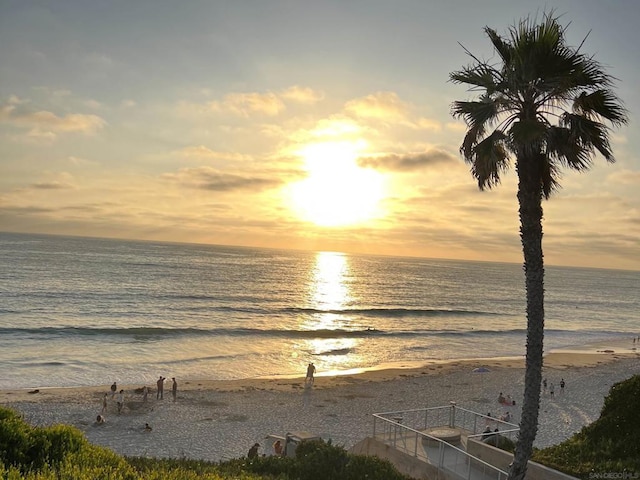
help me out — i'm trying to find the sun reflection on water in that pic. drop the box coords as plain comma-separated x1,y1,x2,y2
299,251,360,373
312,251,350,313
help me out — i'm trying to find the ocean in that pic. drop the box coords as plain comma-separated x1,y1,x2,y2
1,232,638,390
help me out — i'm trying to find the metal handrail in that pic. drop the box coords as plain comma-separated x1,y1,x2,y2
372,404,519,480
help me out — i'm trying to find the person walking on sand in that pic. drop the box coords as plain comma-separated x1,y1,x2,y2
560,378,565,394
116,390,124,414
171,377,177,402
305,363,316,385
142,385,148,402
549,383,555,397
101,393,108,413
111,382,117,398
156,376,165,400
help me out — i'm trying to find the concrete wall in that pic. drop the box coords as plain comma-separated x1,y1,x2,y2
349,437,457,480
466,438,579,480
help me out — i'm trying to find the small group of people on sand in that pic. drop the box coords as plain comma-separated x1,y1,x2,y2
97,375,179,427
542,377,566,397
104,383,126,415
247,439,285,459
155,376,178,402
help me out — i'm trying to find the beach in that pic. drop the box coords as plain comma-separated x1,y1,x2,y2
2,343,639,463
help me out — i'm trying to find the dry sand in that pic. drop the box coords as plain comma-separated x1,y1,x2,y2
1,340,638,462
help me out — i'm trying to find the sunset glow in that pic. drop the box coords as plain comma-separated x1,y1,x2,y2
1,1,638,269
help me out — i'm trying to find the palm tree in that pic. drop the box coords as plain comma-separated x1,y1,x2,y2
450,13,627,480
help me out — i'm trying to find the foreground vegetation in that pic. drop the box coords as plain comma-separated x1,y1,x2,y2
533,374,640,476
2,375,639,478
0,406,409,479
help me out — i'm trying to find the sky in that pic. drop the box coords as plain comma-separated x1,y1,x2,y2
1,0,639,270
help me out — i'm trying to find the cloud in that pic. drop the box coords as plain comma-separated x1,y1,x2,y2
415,117,442,131
30,180,75,190
179,85,322,120
358,149,459,172
280,86,324,104
24,111,106,133
84,99,102,109
175,145,250,162
344,92,409,121
446,121,466,132
607,168,640,186
7,95,26,105
209,92,285,117
0,100,106,139
163,167,283,191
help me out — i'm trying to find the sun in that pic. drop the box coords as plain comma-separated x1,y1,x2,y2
288,141,386,227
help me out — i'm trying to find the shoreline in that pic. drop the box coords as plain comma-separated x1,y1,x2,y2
2,347,639,462
1,340,638,402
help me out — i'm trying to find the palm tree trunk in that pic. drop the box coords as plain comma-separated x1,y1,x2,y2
509,158,545,480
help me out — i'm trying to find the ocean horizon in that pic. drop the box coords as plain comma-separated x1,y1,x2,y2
1,231,638,390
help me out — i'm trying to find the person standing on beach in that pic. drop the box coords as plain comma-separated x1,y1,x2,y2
101,393,108,413
560,378,565,394
305,363,316,385
549,383,555,397
171,377,177,402
116,390,124,414
142,386,148,402
157,376,165,400
111,382,117,398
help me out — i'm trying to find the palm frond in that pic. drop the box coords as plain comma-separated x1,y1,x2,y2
469,130,511,190
545,126,594,171
540,156,560,199
460,124,484,160
485,27,513,64
561,113,616,161
573,90,628,126
451,97,501,129
450,64,501,94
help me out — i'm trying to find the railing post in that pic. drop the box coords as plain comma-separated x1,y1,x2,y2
449,401,456,427
393,419,398,447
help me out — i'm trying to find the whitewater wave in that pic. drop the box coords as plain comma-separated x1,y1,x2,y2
0,326,615,341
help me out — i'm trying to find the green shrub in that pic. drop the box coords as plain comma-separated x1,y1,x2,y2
343,454,411,480
294,439,349,480
44,424,85,463
0,408,45,470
